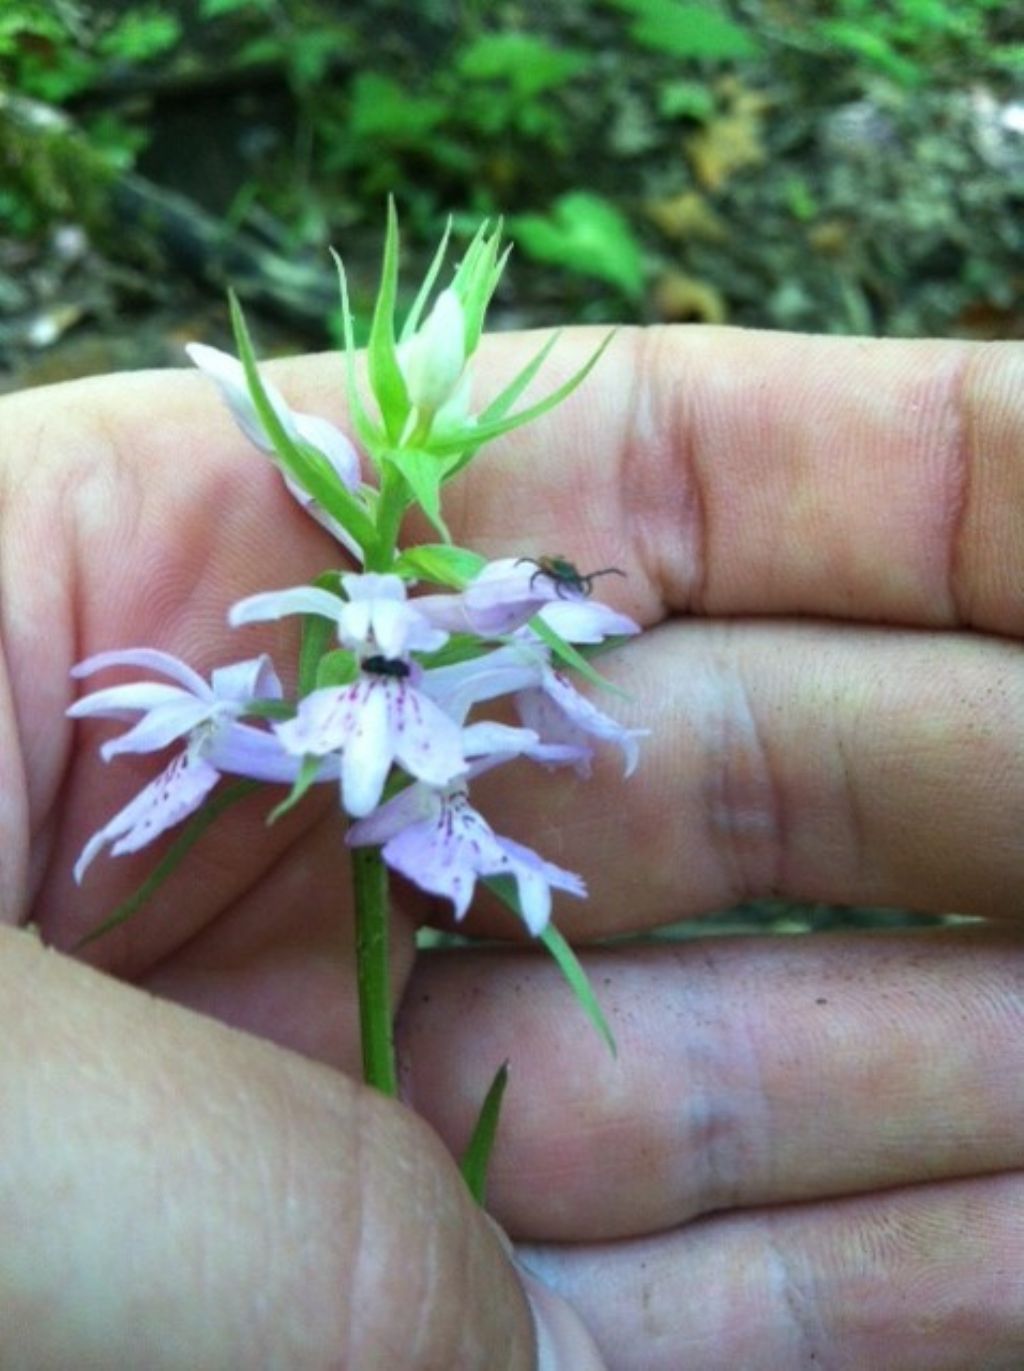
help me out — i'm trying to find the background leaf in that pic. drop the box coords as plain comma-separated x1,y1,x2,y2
512,192,645,299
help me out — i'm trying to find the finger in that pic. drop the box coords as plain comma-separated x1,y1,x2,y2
398,928,1024,1242
268,329,1024,635
138,804,418,1071
519,1172,1024,1371
458,617,1024,939
0,927,535,1369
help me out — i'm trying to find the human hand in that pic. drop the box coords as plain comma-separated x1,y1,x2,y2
2,329,1023,1367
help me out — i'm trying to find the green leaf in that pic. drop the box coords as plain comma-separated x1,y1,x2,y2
200,0,267,17
512,193,645,299
459,1060,510,1206
329,249,383,460
367,199,412,442
431,332,616,467
657,78,716,121
438,330,564,485
450,220,505,356
241,698,293,721
540,923,616,1056
483,876,616,1056
297,571,342,696
529,615,627,697
401,218,453,343
349,72,446,145
267,755,322,824
477,330,562,426
315,648,359,688
392,543,486,587
818,21,921,84
456,32,591,98
72,781,262,950
229,293,378,553
609,0,759,61
414,633,492,670
384,447,448,540
98,9,182,62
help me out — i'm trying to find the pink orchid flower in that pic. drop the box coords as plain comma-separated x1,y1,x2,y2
67,649,307,881
230,573,465,817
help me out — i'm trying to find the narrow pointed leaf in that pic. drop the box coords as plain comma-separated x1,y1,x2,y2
461,224,502,355
460,1060,510,1206
415,633,491,669
401,217,452,342
479,330,561,426
540,923,616,1056
367,198,411,442
530,615,627,697
230,293,378,552
73,781,262,950
267,754,322,824
330,248,384,459
385,448,449,540
428,331,616,461
483,875,616,1056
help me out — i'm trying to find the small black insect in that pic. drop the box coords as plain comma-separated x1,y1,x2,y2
362,654,411,679
516,554,625,599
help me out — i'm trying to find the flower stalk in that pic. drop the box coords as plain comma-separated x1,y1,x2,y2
351,845,398,1096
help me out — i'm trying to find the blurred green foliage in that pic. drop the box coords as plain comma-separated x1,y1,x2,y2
1,0,1022,333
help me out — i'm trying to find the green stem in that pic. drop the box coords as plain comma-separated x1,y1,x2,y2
366,463,408,571
351,845,398,1096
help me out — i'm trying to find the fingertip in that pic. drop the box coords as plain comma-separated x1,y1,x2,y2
517,1262,609,1371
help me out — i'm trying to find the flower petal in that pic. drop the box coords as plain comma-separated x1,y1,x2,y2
497,836,587,935
420,644,546,722
346,778,440,848
186,342,296,452
391,689,466,791
538,599,642,644
210,654,283,704
519,673,649,778
341,683,393,817
99,698,214,760
74,751,220,883
71,648,211,697
229,586,346,629
206,721,336,784
291,412,361,491
275,685,357,757
67,682,192,722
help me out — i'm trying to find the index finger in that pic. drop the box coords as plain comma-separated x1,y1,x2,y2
276,327,1024,635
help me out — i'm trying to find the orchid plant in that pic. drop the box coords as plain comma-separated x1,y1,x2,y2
68,207,646,1197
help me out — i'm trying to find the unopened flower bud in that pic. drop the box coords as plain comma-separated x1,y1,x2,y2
400,288,466,415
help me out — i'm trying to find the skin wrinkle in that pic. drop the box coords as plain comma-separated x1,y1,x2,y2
693,643,786,908
939,345,979,629
762,1222,826,1370
624,326,708,617
677,947,753,1216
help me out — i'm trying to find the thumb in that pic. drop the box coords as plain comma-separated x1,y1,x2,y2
0,928,535,1369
